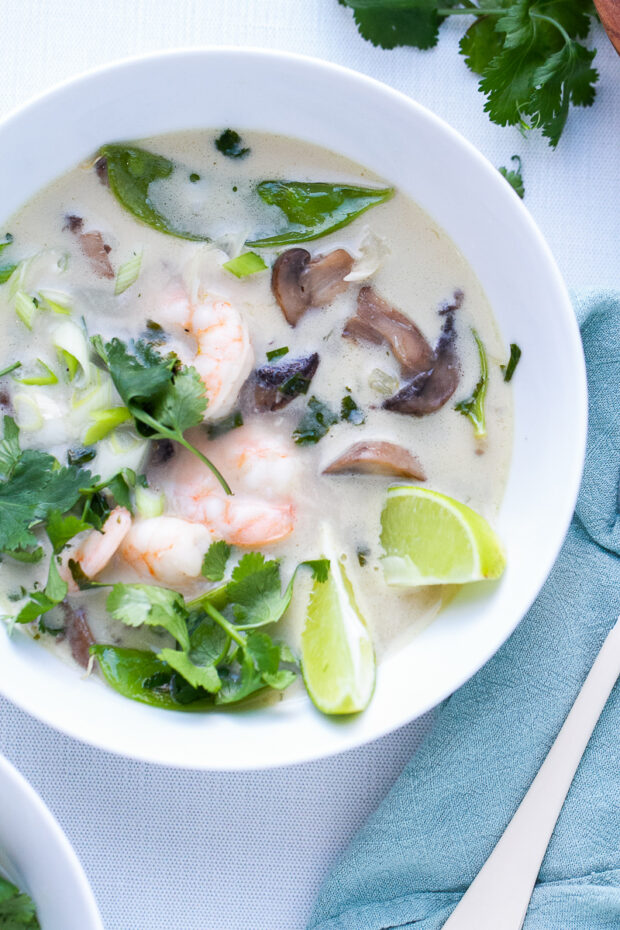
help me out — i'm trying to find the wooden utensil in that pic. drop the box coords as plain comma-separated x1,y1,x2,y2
443,616,620,930
594,0,620,54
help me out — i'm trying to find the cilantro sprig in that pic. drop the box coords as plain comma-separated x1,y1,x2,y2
0,875,40,928
92,336,232,494
338,0,600,147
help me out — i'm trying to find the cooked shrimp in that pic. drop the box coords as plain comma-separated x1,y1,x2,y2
120,516,215,585
190,493,295,547
157,286,254,421
61,506,131,590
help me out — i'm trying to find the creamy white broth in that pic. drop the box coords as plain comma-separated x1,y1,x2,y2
0,129,512,685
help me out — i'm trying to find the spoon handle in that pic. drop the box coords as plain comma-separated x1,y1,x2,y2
443,616,620,930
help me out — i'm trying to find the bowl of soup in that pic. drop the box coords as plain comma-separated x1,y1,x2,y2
0,49,586,768
0,753,103,929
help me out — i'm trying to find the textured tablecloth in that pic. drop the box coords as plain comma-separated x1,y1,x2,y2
0,3,618,929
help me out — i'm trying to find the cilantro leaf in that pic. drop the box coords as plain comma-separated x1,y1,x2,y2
15,557,68,625
215,129,250,159
528,41,597,147
227,554,289,629
106,583,190,651
215,634,296,704
0,875,40,927
46,510,91,553
201,540,232,582
294,396,339,446
158,616,227,692
93,335,229,493
340,394,365,425
338,0,457,51
498,155,525,198
455,329,489,438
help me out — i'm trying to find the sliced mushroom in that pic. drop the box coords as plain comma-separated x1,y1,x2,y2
272,248,353,325
241,353,319,412
383,311,460,416
323,440,426,480
64,214,114,279
61,602,95,669
343,286,435,376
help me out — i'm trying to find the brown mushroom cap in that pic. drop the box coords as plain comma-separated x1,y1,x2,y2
383,311,460,416
323,440,426,480
241,353,320,413
344,286,435,376
272,248,353,326
61,602,95,669
64,215,114,279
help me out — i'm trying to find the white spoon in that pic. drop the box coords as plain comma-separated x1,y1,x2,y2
443,615,620,930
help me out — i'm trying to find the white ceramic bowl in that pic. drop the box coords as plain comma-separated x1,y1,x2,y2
0,49,587,769
0,754,103,929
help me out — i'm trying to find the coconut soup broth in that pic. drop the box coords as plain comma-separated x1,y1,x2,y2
0,130,512,669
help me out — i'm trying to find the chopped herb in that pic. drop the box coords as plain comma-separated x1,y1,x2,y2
215,129,250,159
455,329,488,438
202,540,232,582
114,251,142,295
0,233,13,253
498,156,525,199
0,360,21,378
15,358,58,386
7,546,44,564
266,346,289,362
294,396,339,446
106,583,190,651
15,556,68,625
0,264,17,284
0,875,40,928
143,319,167,345
222,251,267,278
357,546,370,567
92,336,231,494
248,181,394,248
281,372,312,397
189,172,201,182
67,445,96,466
206,410,244,440
501,343,522,382
340,394,365,425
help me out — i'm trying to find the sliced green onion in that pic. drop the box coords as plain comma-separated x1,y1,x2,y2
0,361,21,378
14,290,39,329
135,484,165,519
12,394,44,431
501,343,522,383
455,330,489,439
222,251,267,278
53,320,91,383
369,368,399,396
38,288,72,315
115,252,142,295
84,407,132,444
0,233,13,254
16,359,58,386
0,264,17,284
266,346,289,361
8,260,29,299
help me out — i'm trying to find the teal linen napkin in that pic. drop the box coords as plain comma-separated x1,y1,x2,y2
309,291,620,930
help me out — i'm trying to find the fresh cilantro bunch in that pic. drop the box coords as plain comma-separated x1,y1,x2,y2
89,546,329,709
92,336,232,493
338,0,600,147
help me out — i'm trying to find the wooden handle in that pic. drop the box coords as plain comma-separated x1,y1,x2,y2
594,0,620,54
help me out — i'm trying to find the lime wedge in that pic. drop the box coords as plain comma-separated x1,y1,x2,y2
301,554,375,715
380,486,506,586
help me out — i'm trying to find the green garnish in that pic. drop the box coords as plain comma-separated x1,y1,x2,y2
201,540,232,582
338,0,599,148
189,172,201,183
15,359,58,386
0,233,13,253
215,129,250,159
67,446,96,467
357,546,370,567
46,510,91,554
0,264,17,284
247,181,394,247
92,336,231,494
222,251,268,278
14,291,39,330
99,144,210,241
294,396,339,446
455,329,489,438
266,346,289,362
501,343,522,382
114,252,142,295
107,583,190,651
0,361,21,378
206,410,244,440
84,406,132,444
340,394,365,425
0,874,40,928
498,156,525,199
14,556,68,625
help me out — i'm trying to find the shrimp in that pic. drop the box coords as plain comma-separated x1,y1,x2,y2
157,286,254,421
120,516,215,585
154,425,299,546
61,506,131,590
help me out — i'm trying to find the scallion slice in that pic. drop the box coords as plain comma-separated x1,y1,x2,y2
115,252,143,295
84,407,132,444
222,251,267,278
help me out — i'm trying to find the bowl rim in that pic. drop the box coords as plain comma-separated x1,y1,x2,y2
0,753,103,927
0,46,587,769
